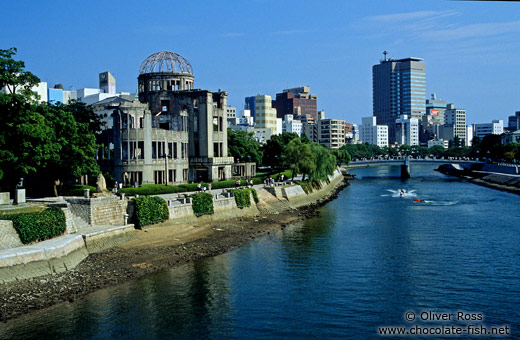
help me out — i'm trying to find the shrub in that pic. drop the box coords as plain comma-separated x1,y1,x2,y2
190,193,214,217
61,184,97,196
133,196,169,227
0,207,66,244
231,188,258,208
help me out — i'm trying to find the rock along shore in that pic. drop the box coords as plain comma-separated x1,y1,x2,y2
0,177,349,322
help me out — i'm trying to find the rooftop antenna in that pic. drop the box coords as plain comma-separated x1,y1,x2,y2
383,50,388,62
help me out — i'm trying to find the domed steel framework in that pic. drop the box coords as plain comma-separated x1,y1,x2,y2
139,51,193,75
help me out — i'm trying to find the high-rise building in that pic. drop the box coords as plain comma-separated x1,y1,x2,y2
255,95,279,135
373,52,426,143
425,93,447,125
395,115,419,146
244,96,256,122
273,86,317,123
318,119,347,149
473,120,504,139
507,111,520,131
359,116,388,148
439,104,466,144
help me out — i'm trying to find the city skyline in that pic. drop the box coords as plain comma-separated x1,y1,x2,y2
1,0,519,125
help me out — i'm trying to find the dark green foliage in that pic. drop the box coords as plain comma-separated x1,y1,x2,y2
120,184,190,196
227,128,263,164
0,48,99,193
0,207,66,244
61,184,97,196
132,196,169,227
190,193,214,217
230,188,258,208
261,132,299,168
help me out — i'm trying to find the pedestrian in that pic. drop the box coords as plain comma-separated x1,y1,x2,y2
114,181,118,193
249,179,253,187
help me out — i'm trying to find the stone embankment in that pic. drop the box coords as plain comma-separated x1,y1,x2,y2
436,163,520,195
0,169,349,321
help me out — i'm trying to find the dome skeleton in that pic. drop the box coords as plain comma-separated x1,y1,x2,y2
139,51,193,75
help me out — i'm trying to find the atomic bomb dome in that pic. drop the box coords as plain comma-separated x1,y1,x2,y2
138,51,195,101
138,51,193,75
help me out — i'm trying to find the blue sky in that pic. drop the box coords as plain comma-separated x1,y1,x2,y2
2,0,519,125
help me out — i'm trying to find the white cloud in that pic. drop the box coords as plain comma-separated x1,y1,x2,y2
366,10,457,23
420,20,520,41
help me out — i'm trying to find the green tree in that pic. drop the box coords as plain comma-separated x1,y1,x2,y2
227,128,262,165
0,48,100,195
309,143,336,182
41,104,100,196
261,132,299,168
0,47,40,96
283,138,313,180
331,148,351,165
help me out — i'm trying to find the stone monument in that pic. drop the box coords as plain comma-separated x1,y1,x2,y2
92,174,111,197
96,174,107,193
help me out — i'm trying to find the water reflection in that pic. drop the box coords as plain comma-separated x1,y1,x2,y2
1,164,519,339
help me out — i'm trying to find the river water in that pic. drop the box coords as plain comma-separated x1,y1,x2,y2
1,165,519,339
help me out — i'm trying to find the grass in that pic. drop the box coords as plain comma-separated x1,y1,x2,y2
0,205,46,215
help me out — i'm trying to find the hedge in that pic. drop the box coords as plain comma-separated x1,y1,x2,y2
190,193,214,217
0,207,66,244
133,196,169,227
231,188,258,208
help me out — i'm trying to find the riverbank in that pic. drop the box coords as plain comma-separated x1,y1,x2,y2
436,164,520,195
0,177,349,322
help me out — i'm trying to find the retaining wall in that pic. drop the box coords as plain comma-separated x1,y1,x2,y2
65,196,126,226
0,221,23,250
0,224,136,284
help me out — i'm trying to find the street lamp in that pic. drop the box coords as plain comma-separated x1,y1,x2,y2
160,153,172,185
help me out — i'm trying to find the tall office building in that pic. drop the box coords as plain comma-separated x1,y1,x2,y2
255,95,279,134
373,52,426,143
273,86,317,123
439,104,466,144
359,116,388,148
508,111,520,131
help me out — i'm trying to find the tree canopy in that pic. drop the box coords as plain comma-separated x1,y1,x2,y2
261,132,299,168
0,48,99,195
227,128,263,164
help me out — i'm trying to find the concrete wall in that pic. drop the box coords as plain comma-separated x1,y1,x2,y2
65,196,126,226
0,221,23,250
481,164,519,175
0,225,136,284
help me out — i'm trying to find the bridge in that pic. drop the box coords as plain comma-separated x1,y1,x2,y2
343,157,484,178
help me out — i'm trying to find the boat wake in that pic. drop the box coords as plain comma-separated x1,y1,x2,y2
386,189,417,198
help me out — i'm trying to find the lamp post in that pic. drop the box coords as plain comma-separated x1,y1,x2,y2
160,153,172,185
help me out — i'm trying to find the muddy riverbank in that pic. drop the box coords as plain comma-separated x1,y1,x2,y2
0,179,349,322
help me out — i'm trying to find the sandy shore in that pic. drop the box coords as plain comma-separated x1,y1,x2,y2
0,179,348,322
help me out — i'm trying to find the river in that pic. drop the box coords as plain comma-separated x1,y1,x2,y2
1,164,519,339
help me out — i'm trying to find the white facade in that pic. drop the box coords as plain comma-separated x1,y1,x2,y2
466,125,473,146
428,139,448,149
395,115,419,146
360,116,388,147
282,114,302,136
1,81,48,103
444,104,467,143
473,120,504,139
